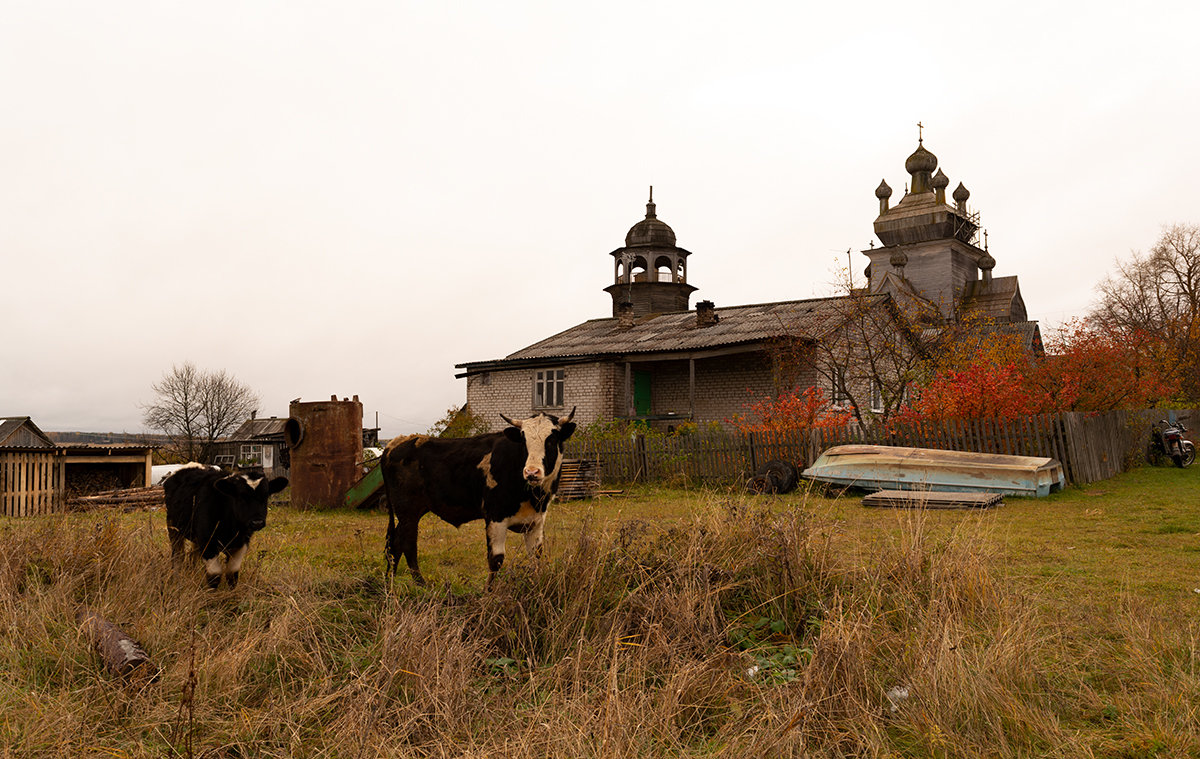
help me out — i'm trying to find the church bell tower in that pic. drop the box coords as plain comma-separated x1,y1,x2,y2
604,188,697,318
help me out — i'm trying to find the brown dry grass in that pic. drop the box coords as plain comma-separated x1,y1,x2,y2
1,469,1198,757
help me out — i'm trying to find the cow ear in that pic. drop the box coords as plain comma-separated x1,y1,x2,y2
214,476,240,497
503,426,523,443
558,421,577,441
268,477,289,495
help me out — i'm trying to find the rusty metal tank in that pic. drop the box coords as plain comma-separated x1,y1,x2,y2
285,395,363,509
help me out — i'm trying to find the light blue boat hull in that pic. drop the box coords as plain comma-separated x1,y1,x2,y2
802,444,1065,497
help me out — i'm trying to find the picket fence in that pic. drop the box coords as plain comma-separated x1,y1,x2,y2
564,408,1197,488
0,450,66,517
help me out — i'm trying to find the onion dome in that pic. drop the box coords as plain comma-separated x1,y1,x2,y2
979,252,995,270
625,187,676,247
875,179,893,199
953,182,970,203
931,169,949,190
890,249,908,268
905,142,938,175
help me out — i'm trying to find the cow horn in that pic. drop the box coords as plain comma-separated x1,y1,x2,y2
562,406,576,424
499,412,523,428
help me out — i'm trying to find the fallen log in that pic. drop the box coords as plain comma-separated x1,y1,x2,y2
76,609,155,680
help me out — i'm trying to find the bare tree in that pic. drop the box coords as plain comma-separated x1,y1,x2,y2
142,362,260,462
1092,223,1200,400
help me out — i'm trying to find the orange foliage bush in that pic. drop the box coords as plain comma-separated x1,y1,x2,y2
729,386,852,433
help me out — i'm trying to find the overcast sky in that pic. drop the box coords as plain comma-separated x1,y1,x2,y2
2,1,1197,438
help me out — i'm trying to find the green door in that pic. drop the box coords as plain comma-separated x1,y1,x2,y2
634,371,652,416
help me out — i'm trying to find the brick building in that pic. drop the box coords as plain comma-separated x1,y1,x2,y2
456,138,1040,431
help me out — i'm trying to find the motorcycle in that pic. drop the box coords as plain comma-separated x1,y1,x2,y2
1150,419,1196,468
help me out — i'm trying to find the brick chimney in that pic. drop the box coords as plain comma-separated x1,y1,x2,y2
617,301,636,329
696,300,718,327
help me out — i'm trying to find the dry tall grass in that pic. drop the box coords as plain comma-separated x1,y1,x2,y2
0,491,1196,757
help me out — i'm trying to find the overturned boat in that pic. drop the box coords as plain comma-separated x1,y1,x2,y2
802,444,1065,497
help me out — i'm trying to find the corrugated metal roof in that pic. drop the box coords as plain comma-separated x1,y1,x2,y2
230,417,288,440
459,295,893,371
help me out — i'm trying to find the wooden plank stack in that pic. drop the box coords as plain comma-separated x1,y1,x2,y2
557,458,603,500
863,490,1004,509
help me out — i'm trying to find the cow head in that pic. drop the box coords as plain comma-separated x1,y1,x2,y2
213,468,289,531
499,407,577,488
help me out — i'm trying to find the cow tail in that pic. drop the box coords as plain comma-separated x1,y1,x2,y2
385,494,396,572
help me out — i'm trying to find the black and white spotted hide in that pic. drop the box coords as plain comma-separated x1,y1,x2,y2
163,463,288,589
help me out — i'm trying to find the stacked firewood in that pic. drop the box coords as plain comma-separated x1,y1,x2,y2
67,486,165,513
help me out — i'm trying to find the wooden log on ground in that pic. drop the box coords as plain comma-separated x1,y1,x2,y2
76,609,155,680
67,486,165,512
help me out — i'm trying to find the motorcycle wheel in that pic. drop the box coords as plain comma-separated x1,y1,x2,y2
1182,442,1196,468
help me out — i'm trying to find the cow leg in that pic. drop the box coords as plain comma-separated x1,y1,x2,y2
202,552,224,590
523,512,546,560
485,519,508,588
390,516,425,586
225,543,249,589
168,526,186,561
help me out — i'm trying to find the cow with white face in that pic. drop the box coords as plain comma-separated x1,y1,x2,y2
381,408,576,586
163,463,288,589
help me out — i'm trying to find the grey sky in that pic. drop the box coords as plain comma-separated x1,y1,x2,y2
2,1,1197,438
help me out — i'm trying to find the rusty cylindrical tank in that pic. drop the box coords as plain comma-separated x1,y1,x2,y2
285,395,363,509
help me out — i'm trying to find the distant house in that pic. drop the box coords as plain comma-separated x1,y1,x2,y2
211,415,289,480
456,138,1041,431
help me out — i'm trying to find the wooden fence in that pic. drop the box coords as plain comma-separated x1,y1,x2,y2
565,408,1197,488
1,450,66,517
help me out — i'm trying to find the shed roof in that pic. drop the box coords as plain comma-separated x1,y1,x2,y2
458,294,895,374
0,417,56,449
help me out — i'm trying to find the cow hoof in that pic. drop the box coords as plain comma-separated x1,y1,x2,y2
226,572,239,590
205,573,222,590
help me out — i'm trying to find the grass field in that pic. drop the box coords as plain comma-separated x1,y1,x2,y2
1,465,1198,757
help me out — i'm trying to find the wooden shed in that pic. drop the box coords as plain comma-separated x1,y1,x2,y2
0,417,65,516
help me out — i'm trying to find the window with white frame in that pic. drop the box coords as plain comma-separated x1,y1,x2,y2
533,368,565,408
239,444,263,465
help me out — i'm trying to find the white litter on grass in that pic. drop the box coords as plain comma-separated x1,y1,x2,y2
746,665,760,679
885,686,910,712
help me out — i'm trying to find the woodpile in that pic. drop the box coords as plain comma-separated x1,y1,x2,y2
67,486,165,512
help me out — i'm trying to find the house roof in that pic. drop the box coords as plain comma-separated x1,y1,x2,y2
0,417,56,449
920,319,1044,354
229,417,288,440
457,294,895,374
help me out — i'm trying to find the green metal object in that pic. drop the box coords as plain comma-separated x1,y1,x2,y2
343,463,384,509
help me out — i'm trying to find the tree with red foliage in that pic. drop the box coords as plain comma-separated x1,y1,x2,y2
729,386,852,433
1028,319,1179,411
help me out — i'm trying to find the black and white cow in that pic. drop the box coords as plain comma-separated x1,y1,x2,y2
163,462,288,589
381,408,576,586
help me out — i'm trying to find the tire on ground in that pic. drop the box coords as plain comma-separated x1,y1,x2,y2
755,459,799,494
